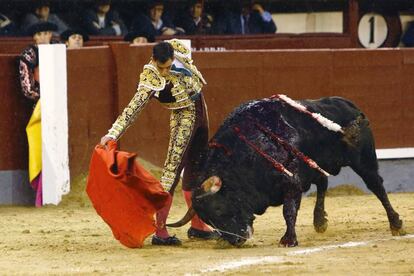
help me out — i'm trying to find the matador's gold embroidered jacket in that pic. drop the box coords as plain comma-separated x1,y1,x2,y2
105,39,207,190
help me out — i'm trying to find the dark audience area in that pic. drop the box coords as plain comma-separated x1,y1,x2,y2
3,0,414,52
0,0,278,37
0,0,362,54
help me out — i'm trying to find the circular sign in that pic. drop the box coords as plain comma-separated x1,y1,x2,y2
358,13,388,48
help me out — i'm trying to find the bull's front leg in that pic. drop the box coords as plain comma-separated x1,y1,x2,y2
313,176,328,233
279,191,302,247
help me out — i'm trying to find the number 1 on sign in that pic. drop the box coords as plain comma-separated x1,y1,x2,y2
369,16,375,43
358,13,388,48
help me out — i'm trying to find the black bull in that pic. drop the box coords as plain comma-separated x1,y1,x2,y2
168,96,405,247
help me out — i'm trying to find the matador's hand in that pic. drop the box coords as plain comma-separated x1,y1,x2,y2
100,136,114,147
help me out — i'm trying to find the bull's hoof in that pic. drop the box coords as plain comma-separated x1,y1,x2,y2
313,218,328,233
313,211,328,233
314,220,328,233
391,225,406,236
279,236,298,247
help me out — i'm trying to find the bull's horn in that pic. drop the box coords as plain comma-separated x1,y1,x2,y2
166,207,196,227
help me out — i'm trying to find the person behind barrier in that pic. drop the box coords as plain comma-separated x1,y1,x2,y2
0,12,18,36
82,0,127,36
19,22,57,102
21,0,67,35
175,0,213,35
100,40,219,246
124,30,155,45
60,29,89,49
130,0,184,38
212,0,276,35
402,21,414,47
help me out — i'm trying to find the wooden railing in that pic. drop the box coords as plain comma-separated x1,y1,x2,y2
2,46,414,177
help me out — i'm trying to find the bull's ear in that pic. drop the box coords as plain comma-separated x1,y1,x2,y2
201,176,222,194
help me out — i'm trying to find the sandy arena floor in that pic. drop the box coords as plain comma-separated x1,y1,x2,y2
0,184,413,275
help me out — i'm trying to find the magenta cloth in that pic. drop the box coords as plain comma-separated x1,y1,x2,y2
30,172,42,207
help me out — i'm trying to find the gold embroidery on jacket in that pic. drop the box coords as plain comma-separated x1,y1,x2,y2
156,71,202,110
167,38,191,58
140,64,166,91
167,38,207,85
160,103,196,190
165,72,184,97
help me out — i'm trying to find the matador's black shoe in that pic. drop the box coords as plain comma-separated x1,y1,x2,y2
151,235,182,246
187,227,221,240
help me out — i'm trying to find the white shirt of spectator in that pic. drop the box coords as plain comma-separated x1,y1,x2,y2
97,15,105,28
152,19,163,30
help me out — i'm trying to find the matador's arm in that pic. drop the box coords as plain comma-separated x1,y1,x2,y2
106,64,165,140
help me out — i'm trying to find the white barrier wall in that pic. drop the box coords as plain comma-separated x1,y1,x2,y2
39,44,70,205
273,12,414,47
376,148,414,159
272,12,343,33
273,12,411,34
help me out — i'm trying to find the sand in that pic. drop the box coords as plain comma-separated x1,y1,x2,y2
1,185,413,275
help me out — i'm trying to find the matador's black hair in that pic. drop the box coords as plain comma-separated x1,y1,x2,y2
153,42,174,63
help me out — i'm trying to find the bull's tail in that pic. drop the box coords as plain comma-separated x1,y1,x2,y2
341,114,369,148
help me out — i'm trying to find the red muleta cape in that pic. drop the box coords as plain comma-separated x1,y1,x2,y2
86,141,170,248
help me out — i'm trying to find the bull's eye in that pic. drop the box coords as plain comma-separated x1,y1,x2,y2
211,203,230,218
214,206,226,217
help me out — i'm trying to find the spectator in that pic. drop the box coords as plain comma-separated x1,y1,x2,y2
176,0,213,35
124,30,155,45
0,12,18,36
82,0,127,36
21,0,68,35
130,1,184,37
19,22,57,102
18,22,57,208
212,0,276,35
402,21,414,47
60,29,89,49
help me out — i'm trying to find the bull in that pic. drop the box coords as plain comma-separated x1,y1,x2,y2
168,95,405,247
